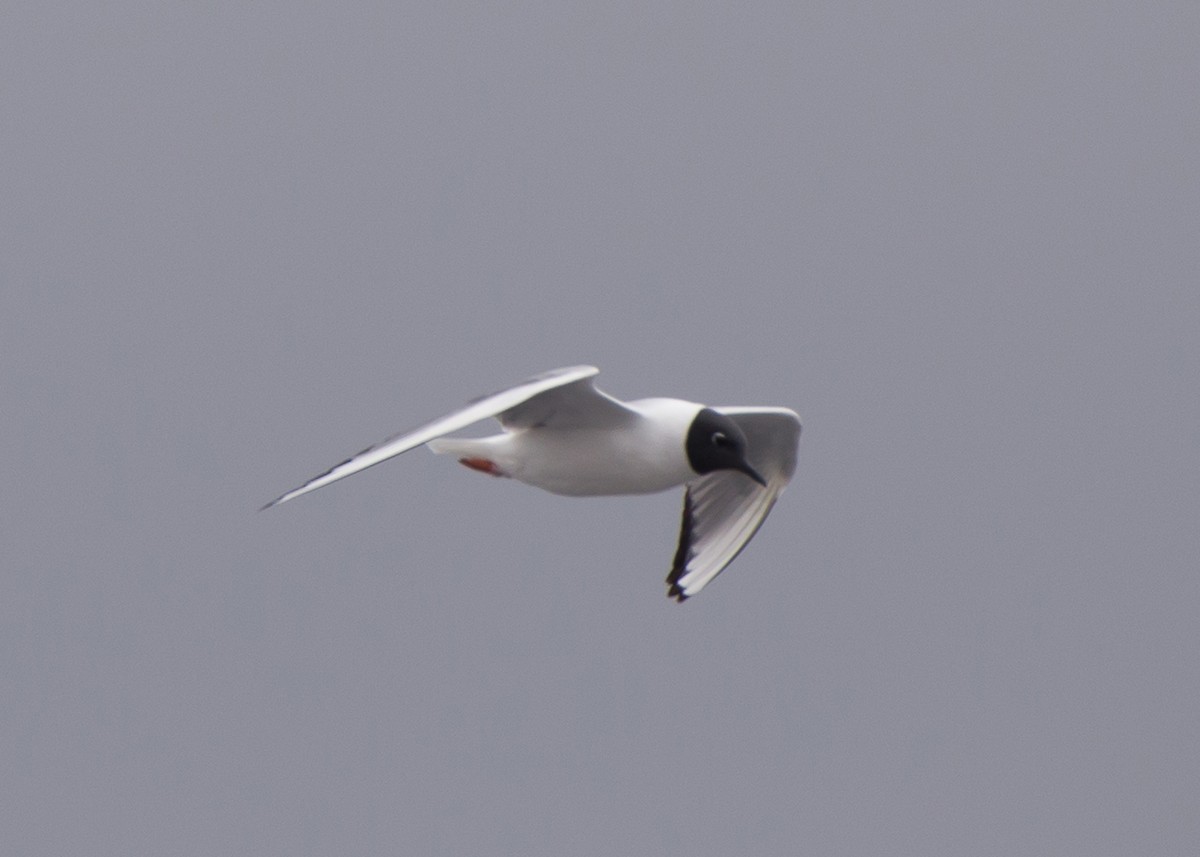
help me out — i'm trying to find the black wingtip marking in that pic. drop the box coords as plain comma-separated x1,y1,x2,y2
259,442,380,513
259,495,286,512
666,488,696,602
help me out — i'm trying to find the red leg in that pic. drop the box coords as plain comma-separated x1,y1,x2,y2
458,457,507,477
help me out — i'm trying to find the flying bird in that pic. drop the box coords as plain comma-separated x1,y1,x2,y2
263,366,802,600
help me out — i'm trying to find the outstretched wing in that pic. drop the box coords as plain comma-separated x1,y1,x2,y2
666,408,802,601
496,371,636,430
262,365,631,509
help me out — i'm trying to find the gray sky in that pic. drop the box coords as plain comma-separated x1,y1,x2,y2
3,3,1198,855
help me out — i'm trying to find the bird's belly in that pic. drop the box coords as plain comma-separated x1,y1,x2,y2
509,430,691,497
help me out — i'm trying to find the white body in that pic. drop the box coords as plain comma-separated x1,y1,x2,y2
427,398,701,496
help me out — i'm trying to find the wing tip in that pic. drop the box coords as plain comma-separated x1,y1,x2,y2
668,585,690,603
259,490,296,511
666,488,696,601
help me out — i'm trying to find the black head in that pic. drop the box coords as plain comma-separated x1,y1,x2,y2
685,408,766,486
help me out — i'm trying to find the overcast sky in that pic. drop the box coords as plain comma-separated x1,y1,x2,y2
3,3,1198,855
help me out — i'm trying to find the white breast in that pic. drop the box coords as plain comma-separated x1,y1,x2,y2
505,398,702,496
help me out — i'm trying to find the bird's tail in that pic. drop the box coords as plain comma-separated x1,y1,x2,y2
426,437,492,457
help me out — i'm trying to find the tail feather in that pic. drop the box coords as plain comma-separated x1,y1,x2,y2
426,437,492,457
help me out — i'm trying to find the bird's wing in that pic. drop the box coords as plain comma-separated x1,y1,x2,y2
262,365,633,508
496,371,637,430
666,407,802,601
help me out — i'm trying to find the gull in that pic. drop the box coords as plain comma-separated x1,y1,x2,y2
263,366,802,600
